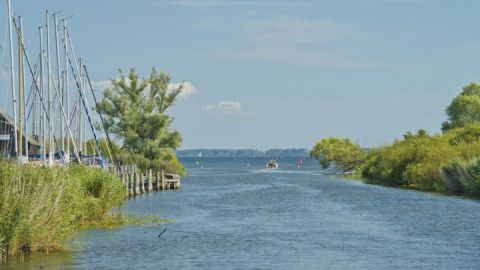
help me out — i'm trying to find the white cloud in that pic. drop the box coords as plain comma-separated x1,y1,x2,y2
91,79,198,99
201,100,255,117
192,15,390,70
167,81,199,98
240,17,357,46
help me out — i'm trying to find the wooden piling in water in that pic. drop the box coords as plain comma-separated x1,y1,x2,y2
147,169,153,192
134,172,140,196
139,172,145,194
161,170,165,190
119,164,180,197
155,171,160,191
128,172,134,197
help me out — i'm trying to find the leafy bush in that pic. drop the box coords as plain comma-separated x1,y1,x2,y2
361,128,480,192
310,137,367,172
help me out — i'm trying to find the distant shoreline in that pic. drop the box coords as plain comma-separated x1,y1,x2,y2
176,148,309,158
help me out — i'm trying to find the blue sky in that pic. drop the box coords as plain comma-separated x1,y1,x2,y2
1,0,480,150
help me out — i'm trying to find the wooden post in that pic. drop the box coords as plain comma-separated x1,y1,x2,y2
134,172,140,196
139,172,145,194
155,171,160,191
147,169,153,192
161,170,165,190
124,172,128,196
128,172,133,197
123,166,127,186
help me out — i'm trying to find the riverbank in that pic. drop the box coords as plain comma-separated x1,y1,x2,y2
312,133,480,199
0,162,126,260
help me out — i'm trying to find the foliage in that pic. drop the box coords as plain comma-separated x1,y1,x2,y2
442,82,480,132
85,138,122,160
0,162,127,259
310,137,367,172
117,152,186,176
361,129,480,191
442,158,480,196
98,67,185,173
444,123,480,145
310,82,480,197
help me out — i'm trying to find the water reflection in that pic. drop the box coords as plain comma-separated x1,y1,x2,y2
3,252,74,270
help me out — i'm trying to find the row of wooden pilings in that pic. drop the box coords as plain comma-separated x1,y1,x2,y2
109,165,181,197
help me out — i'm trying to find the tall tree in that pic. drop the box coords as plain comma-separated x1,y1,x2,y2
98,68,183,161
442,82,480,132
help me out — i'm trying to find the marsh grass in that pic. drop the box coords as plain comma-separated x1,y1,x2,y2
0,162,127,260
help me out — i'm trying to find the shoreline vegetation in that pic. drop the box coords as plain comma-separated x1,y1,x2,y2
1,67,187,261
0,162,126,260
310,82,480,198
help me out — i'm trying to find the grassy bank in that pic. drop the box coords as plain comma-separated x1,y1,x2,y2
361,127,480,194
311,127,480,198
0,162,127,260
311,82,480,198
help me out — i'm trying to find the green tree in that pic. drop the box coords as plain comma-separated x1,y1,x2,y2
442,82,480,132
310,137,366,172
85,138,122,158
98,68,184,171
444,123,480,145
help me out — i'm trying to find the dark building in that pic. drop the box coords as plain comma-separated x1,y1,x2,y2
0,109,41,159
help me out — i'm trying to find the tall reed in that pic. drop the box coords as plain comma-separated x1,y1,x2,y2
0,162,126,259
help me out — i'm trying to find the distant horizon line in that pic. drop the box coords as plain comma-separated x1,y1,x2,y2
177,147,310,151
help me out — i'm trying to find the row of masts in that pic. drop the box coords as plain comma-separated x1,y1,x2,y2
4,0,117,168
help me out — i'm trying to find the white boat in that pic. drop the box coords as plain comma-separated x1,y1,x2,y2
266,160,278,169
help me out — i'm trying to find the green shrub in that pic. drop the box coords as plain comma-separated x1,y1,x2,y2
361,129,480,192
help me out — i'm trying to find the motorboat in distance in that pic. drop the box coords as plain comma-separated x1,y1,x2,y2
266,160,278,169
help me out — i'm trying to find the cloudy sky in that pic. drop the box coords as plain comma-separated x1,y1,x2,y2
1,0,480,149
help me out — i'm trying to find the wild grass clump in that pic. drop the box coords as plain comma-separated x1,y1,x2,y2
442,158,480,196
0,162,127,260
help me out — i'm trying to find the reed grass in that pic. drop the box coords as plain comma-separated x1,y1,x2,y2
0,162,127,260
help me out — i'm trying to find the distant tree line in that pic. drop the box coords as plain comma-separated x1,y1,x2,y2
176,148,309,157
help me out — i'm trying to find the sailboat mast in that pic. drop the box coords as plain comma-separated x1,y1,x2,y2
17,17,23,158
63,19,70,160
39,26,46,161
46,10,54,165
82,65,87,154
78,57,83,155
53,13,64,158
19,16,29,160
7,0,18,158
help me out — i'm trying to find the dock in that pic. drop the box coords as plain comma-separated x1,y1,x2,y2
112,165,181,197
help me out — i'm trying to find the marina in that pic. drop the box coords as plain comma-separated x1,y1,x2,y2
0,0,118,169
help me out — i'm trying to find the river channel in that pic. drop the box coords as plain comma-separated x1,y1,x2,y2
5,157,480,269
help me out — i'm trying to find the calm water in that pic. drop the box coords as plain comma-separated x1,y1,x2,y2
5,157,480,269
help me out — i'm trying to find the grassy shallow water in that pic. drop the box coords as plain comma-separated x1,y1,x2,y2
0,162,127,260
